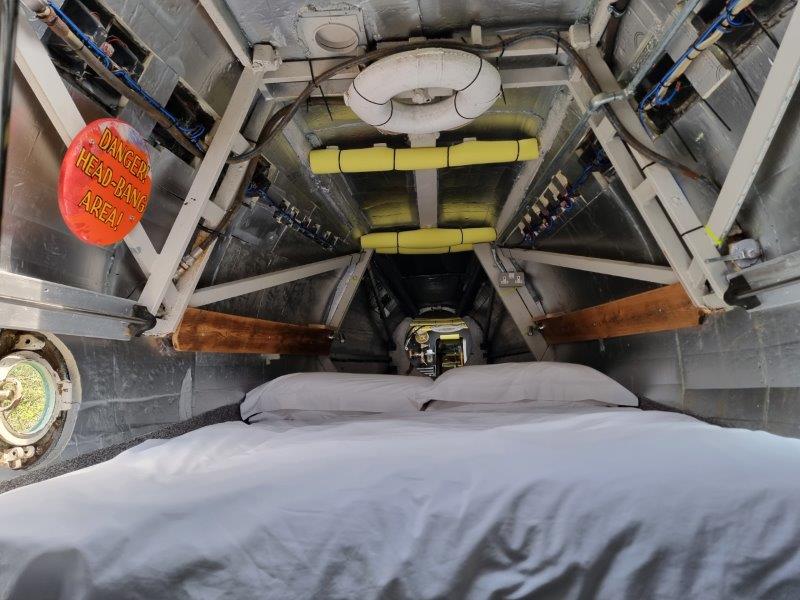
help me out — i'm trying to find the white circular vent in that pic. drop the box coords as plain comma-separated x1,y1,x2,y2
314,23,359,53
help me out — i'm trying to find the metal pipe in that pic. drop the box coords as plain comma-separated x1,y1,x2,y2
29,3,203,158
0,0,19,237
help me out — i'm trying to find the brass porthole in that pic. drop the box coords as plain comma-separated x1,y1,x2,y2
0,353,60,446
0,332,79,471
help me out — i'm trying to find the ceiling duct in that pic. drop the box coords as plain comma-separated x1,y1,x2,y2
297,8,367,58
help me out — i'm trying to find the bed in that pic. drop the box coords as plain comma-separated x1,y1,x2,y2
1,363,799,599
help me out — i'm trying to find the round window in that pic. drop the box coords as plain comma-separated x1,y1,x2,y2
3,361,53,435
0,333,79,471
0,353,59,446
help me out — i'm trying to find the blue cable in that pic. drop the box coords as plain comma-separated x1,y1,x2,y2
528,148,609,246
637,0,751,135
638,0,747,113
48,2,206,152
248,184,335,251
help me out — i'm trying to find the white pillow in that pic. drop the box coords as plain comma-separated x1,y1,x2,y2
421,362,638,406
241,372,432,419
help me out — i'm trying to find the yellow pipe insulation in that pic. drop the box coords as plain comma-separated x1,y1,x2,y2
376,244,474,255
361,227,495,254
310,139,539,174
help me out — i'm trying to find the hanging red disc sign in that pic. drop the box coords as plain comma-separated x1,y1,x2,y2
58,118,152,246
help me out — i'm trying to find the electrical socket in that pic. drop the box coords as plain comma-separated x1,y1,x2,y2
498,272,525,288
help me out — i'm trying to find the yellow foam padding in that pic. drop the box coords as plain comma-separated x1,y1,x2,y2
362,228,495,250
339,147,395,172
308,147,397,174
448,139,539,166
517,138,539,160
308,148,341,174
398,228,462,248
397,246,452,255
361,231,401,249
461,227,497,244
395,147,448,171
309,138,539,174
374,244,475,254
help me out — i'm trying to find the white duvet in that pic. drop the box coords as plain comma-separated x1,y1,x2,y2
2,403,800,599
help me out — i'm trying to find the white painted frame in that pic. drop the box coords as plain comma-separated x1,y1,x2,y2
704,4,800,244
567,46,729,308
325,250,375,330
12,6,800,344
190,254,360,307
473,243,548,359
506,249,679,285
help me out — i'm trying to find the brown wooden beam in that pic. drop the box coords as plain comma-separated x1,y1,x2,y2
536,283,708,344
173,308,333,355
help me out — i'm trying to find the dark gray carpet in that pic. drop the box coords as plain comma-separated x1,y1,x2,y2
639,397,732,428
0,404,241,495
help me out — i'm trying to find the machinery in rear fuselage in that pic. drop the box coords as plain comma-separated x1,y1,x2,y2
404,318,469,377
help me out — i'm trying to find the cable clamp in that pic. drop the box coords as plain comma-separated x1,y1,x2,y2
608,3,627,18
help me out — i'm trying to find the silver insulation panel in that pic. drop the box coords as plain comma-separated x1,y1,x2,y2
225,0,593,57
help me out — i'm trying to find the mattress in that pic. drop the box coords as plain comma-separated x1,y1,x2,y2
1,403,799,599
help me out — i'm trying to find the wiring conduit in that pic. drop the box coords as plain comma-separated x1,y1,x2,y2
26,1,206,157
638,0,755,134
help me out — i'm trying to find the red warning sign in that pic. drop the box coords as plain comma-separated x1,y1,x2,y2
58,118,152,246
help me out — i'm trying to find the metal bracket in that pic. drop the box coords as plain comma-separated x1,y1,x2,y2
252,44,282,72
263,354,281,365
1,446,35,470
724,275,762,310
129,305,158,337
609,3,627,18
723,247,800,311
706,239,762,269
569,23,592,50
13,334,46,351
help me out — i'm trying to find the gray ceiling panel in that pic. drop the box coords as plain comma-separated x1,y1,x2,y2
224,0,592,56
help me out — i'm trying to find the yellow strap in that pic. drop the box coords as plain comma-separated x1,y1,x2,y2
704,225,723,247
